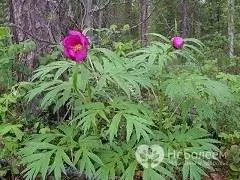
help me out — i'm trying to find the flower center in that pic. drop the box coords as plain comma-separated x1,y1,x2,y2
72,44,82,51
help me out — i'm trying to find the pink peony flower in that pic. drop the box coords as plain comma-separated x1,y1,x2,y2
171,36,184,49
62,30,89,62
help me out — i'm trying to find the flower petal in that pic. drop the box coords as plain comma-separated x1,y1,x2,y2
62,30,89,61
63,36,79,47
68,30,89,46
68,49,77,60
68,30,82,37
79,35,89,46
74,49,88,61
64,48,71,58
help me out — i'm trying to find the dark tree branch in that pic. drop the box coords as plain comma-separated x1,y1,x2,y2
129,6,155,30
7,23,56,45
111,2,128,5
92,0,111,12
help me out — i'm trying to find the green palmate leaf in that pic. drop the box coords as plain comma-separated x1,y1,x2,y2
127,34,203,75
49,149,74,180
28,133,62,145
124,114,153,142
22,151,54,180
120,161,138,180
109,113,122,143
56,124,78,146
184,38,204,47
78,135,103,149
73,102,108,134
147,33,171,43
128,43,172,74
111,74,131,97
74,148,102,179
53,87,72,113
32,60,74,81
0,124,24,140
94,48,121,64
40,151,54,179
108,112,154,142
88,152,104,166
194,99,216,119
92,49,152,98
152,126,219,178
192,158,214,171
155,165,175,179
181,48,200,64
95,162,120,180
125,114,134,142
182,160,208,180
40,81,72,109
28,60,77,111
54,65,69,80
143,168,165,180
153,127,218,180
162,73,233,122
19,124,88,180
183,162,190,180
77,64,91,91
183,44,203,55
107,99,154,142
20,145,74,180
96,142,135,180
27,80,62,102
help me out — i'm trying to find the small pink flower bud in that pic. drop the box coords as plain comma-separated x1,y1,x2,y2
171,36,184,49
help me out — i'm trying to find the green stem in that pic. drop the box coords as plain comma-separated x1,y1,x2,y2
72,62,85,100
158,80,164,121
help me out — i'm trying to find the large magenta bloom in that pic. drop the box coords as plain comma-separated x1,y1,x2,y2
62,30,89,62
171,36,184,49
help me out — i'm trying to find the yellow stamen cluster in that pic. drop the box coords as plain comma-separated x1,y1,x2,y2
72,44,82,51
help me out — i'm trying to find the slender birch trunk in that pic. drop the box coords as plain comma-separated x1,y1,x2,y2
228,0,235,57
139,0,148,47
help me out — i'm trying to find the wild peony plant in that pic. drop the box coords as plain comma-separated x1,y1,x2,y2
19,31,232,180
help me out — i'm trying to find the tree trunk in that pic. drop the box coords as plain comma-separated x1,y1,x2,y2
98,0,104,29
125,0,133,28
9,0,61,82
139,0,148,47
9,0,63,117
181,0,189,37
8,0,92,118
83,0,93,38
125,0,133,23
195,3,201,38
97,0,104,46
125,0,137,37
228,0,234,57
